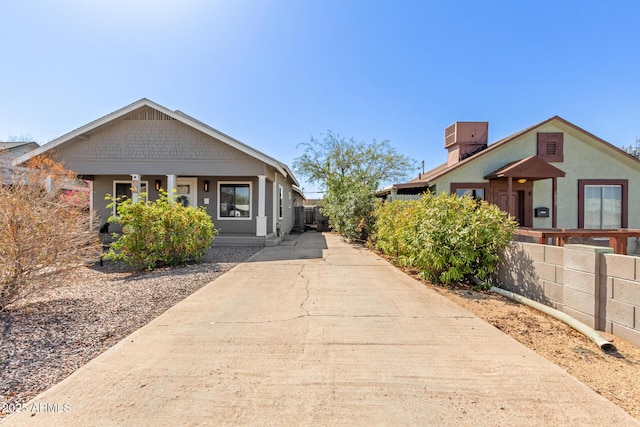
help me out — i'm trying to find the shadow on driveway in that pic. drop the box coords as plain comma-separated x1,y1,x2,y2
246,231,329,262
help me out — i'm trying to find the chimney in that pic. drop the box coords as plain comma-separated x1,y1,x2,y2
445,122,488,166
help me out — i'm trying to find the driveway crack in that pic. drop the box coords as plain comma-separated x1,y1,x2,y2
298,264,311,316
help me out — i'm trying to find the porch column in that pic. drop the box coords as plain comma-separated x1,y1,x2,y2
552,177,558,228
256,175,267,236
89,180,94,229
272,172,278,235
507,176,513,217
130,174,141,203
167,174,177,203
45,175,54,192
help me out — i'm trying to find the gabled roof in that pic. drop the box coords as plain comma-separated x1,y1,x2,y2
394,115,640,189
0,141,39,150
484,156,566,180
0,141,39,162
12,98,299,186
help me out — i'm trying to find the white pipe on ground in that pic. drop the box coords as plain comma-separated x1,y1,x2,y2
487,284,616,354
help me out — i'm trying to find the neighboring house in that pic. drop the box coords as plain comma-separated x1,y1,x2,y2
0,141,39,184
12,99,303,245
0,141,39,160
380,117,640,237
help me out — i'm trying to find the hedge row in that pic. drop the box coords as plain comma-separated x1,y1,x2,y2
371,192,517,285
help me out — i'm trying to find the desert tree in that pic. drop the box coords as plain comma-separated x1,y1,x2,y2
294,131,414,241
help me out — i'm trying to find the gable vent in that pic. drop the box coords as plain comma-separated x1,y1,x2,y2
537,132,564,162
546,141,557,155
125,107,175,121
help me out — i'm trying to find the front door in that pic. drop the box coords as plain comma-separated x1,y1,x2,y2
176,177,198,207
498,190,525,226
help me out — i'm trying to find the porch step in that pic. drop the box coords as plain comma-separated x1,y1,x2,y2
212,233,283,247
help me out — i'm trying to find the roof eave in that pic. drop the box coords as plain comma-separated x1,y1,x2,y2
12,99,298,183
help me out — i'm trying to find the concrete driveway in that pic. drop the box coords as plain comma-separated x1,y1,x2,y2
4,232,638,426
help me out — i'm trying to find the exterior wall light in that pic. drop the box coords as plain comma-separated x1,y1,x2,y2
204,180,210,192
517,178,527,184
155,180,162,191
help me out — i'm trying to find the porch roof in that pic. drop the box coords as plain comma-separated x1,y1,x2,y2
484,156,566,181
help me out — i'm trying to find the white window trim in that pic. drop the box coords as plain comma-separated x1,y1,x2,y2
112,180,148,216
288,191,292,209
278,185,284,220
217,181,252,221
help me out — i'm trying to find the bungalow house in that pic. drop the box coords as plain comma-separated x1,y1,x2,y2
380,117,640,251
12,98,303,245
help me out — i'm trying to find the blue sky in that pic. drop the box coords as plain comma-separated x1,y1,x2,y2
2,1,639,194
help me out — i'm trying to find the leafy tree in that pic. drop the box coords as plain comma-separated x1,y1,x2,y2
104,190,217,270
294,131,414,241
0,158,101,310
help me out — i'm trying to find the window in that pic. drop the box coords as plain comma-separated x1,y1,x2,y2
578,180,627,229
112,180,148,215
219,182,251,219
451,183,489,201
537,132,564,162
455,188,485,201
584,185,621,229
278,185,284,219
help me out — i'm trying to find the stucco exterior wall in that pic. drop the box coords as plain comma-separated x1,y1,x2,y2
551,123,640,229
432,120,640,229
432,130,537,193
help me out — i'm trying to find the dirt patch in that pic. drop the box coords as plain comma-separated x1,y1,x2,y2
421,278,640,420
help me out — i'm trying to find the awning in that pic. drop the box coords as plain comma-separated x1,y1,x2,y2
484,156,566,181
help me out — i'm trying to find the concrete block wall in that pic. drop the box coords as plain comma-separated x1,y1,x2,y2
496,242,640,348
602,254,640,346
563,245,613,329
496,242,564,309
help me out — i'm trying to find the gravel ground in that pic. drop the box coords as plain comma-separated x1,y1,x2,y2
0,246,262,418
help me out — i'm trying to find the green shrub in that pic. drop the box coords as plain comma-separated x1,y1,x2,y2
320,178,380,241
104,190,217,270
372,192,517,285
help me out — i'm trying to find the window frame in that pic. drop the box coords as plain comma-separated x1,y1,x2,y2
217,181,252,221
450,182,489,201
112,180,148,216
578,179,627,228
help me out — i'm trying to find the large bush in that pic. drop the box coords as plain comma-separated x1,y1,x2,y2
320,177,380,241
0,158,100,310
105,190,217,270
372,192,517,285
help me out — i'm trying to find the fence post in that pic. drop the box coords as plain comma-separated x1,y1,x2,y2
563,244,613,330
